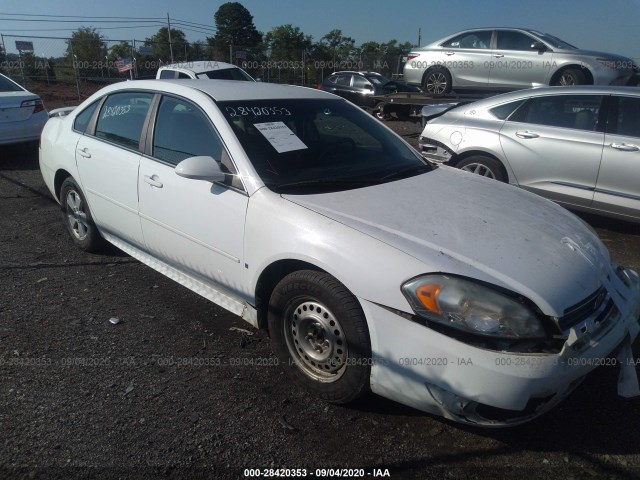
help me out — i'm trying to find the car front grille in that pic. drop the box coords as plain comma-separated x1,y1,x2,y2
558,286,610,332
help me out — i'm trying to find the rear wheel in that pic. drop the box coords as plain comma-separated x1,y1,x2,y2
457,155,506,182
60,178,104,252
268,270,371,404
423,67,452,96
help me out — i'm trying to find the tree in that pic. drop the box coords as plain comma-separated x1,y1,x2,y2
210,2,262,61
66,27,107,76
264,24,312,61
319,29,356,66
145,27,188,63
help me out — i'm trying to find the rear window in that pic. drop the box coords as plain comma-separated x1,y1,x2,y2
197,68,253,81
0,75,24,92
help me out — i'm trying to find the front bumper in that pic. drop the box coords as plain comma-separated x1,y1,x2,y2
363,270,640,426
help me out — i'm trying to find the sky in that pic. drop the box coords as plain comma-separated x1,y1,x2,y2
0,0,639,61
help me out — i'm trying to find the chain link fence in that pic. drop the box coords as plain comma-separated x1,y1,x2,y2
0,34,408,109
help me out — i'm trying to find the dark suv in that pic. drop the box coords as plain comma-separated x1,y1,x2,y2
318,71,420,110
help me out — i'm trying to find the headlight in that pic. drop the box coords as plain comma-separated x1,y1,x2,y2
402,275,546,339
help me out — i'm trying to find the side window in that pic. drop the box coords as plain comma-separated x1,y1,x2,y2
335,75,351,86
496,31,536,51
153,96,242,189
73,100,100,133
177,72,191,79
509,95,603,131
159,70,176,79
95,92,153,150
608,96,640,138
352,76,370,89
489,100,526,120
442,31,491,49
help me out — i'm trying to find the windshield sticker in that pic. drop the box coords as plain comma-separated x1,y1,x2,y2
254,121,307,153
225,106,291,117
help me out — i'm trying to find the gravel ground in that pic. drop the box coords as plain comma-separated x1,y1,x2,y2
1,121,640,479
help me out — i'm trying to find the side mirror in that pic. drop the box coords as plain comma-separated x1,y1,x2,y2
363,84,374,91
175,156,226,183
531,41,546,52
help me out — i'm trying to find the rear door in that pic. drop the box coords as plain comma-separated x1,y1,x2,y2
438,30,493,88
75,91,154,248
593,95,640,220
499,94,605,207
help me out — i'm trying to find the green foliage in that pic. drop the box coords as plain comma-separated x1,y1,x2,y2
145,27,188,62
66,27,107,75
212,2,262,56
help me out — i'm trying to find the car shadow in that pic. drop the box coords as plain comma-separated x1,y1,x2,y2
574,211,640,235
0,142,40,171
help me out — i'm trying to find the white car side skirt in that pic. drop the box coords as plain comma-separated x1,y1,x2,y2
101,231,258,328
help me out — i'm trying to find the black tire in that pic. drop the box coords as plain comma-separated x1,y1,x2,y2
422,67,452,96
268,270,371,404
554,68,587,86
60,177,104,252
456,155,506,182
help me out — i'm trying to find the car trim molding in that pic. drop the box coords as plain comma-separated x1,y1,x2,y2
594,188,640,202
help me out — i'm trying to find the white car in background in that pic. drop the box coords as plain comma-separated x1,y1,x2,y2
39,79,640,426
156,60,254,81
0,73,48,145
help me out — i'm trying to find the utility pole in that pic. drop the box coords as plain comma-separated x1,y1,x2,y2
418,28,421,47
167,13,174,64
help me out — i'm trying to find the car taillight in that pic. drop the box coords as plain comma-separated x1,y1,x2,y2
21,99,45,114
316,84,323,90
407,54,419,61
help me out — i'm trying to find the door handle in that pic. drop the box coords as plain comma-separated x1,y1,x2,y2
77,147,91,158
493,54,504,58
610,143,639,152
515,131,540,139
143,175,163,188
444,51,455,56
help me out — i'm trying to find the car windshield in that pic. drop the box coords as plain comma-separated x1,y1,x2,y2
0,75,24,92
528,31,577,49
365,74,391,86
197,68,254,81
219,98,431,193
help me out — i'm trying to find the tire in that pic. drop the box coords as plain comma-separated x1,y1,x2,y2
60,177,104,252
422,67,452,96
554,68,587,86
268,270,371,404
456,155,506,182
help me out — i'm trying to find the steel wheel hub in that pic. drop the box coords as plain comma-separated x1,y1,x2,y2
285,300,348,382
65,190,89,240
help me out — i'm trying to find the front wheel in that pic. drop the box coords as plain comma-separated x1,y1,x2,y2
456,155,506,182
554,68,587,86
268,270,371,404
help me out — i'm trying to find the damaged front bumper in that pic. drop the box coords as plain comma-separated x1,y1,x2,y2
363,268,640,426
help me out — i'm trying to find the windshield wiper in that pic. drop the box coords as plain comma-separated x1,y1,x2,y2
276,177,379,191
381,163,432,180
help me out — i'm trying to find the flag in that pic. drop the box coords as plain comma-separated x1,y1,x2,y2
115,57,133,73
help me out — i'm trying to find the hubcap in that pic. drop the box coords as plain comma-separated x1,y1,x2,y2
285,300,348,382
65,190,89,240
426,73,447,94
461,163,496,179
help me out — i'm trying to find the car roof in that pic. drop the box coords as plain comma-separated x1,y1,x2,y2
159,60,239,73
459,85,640,110
93,79,337,102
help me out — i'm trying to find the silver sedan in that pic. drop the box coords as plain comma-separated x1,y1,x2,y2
404,28,638,94
0,73,48,145
419,86,640,223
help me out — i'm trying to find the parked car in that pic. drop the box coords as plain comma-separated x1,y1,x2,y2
157,60,254,81
404,28,639,95
0,73,48,146
419,86,640,223
39,79,640,426
319,71,420,117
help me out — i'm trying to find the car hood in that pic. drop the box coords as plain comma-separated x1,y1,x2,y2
283,167,607,316
554,48,634,62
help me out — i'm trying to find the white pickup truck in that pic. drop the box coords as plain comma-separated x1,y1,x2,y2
156,60,254,81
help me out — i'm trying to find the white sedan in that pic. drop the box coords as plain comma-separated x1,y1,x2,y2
39,79,640,426
0,73,48,145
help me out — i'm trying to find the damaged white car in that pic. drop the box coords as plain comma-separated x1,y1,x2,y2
39,80,640,426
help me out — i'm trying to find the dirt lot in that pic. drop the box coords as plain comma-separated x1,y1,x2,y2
1,120,640,479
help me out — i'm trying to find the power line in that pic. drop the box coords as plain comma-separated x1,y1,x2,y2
0,12,165,20
0,18,168,24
